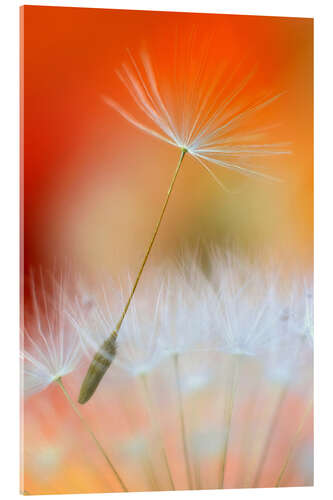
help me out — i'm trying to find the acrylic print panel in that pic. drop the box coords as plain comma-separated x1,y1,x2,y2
21,5,313,495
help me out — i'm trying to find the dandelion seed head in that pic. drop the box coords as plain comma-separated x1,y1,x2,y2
104,35,289,186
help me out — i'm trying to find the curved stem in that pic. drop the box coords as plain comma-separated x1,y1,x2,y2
78,149,187,404
56,378,128,492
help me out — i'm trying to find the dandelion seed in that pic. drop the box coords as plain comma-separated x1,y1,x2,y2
79,35,289,403
104,40,289,185
22,271,128,492
78,147,186,403
22,271,82,398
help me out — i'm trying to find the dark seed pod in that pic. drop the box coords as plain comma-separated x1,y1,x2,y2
78,333,117,404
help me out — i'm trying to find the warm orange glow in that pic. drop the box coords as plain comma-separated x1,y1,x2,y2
21,6,313,494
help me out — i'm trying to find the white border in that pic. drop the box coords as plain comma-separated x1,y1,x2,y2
1,1,332,499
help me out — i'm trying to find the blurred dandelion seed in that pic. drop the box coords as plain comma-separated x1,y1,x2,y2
22,272,127,492
22,271,82,398
25,250,313,492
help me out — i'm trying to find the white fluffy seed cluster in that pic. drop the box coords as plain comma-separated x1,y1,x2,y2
68,252,313,382
22,253,313,397
22,253,313,490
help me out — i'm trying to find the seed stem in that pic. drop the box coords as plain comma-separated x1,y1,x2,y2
193,457,202,490
252,384,288,488
78,149,187,404
56,377,128,492
173,353,193,490
143,453,160,491
140,373,176,490
275,399,313,487
114,148,187,336
219,355,239,489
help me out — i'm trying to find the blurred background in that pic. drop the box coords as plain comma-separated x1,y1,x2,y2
22,6,313,286
21,6,313,494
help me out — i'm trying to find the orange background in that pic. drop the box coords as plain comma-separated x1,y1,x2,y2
22,6,313,287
